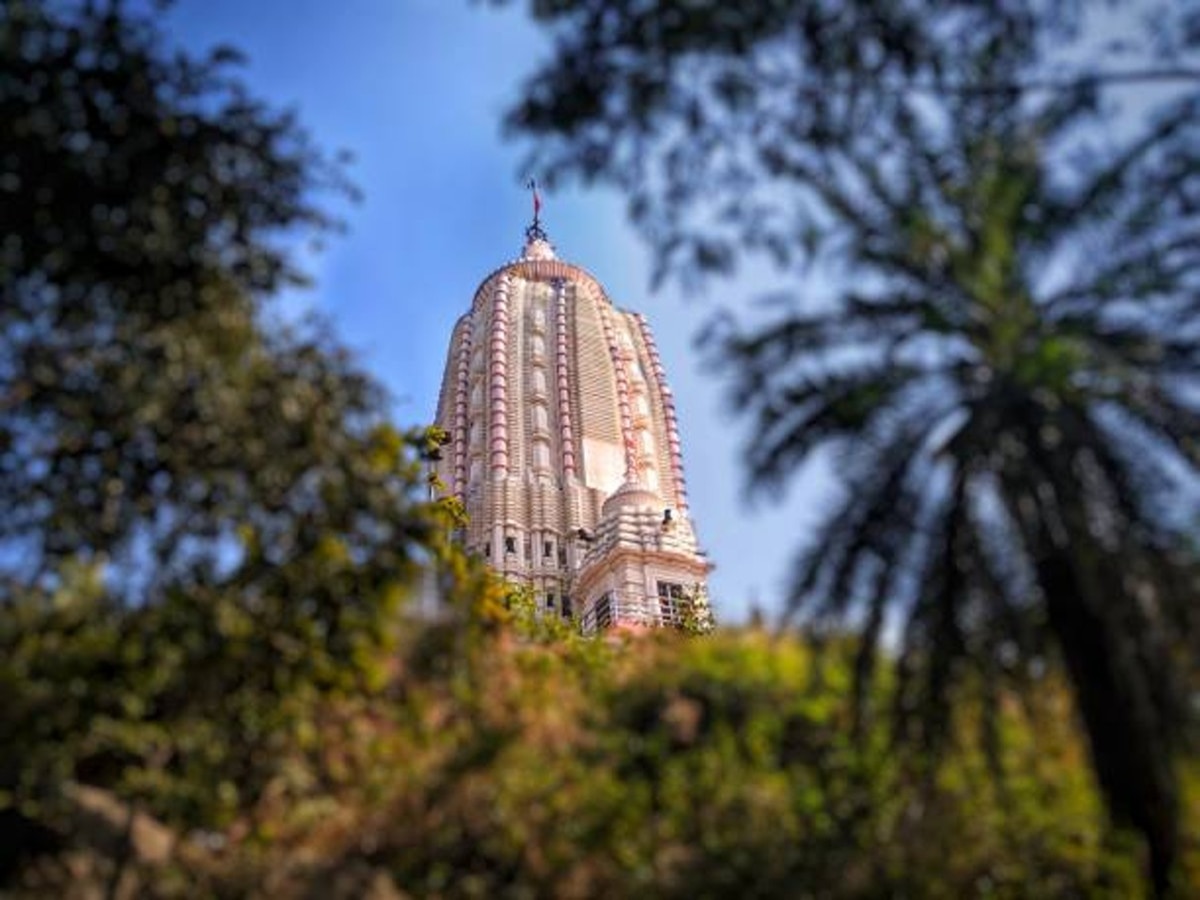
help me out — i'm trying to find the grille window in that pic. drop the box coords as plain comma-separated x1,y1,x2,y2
657,582,686,626
595,592,613,629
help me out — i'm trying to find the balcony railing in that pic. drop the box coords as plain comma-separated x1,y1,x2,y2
579,591,682,635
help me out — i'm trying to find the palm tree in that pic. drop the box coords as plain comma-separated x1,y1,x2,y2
502,4,1200,892
719,88,1199,895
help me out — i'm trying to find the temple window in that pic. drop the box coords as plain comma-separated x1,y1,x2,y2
657,581,686,626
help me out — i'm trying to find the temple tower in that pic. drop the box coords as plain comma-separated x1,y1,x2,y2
433,213,712,632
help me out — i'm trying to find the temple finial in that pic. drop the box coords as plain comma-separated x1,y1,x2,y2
525,178,547,242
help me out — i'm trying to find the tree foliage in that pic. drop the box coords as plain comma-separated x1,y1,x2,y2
11,612,1190,898
0,0,474,880
498,1,1200,893
0,0,368,589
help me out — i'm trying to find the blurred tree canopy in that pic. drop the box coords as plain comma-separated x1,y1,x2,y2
0,0,467,668
1,0,372,587
498,0,1200,894
0,0,480,882
12,611,1195,898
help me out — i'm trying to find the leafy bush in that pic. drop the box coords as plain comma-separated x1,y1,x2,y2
8,599,1188,898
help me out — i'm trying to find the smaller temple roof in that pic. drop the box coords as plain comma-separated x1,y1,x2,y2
600,478,662,518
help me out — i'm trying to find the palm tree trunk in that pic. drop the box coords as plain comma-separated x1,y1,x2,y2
1036,549,1179,898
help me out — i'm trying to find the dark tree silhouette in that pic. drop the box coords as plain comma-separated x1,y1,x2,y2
0,0,443,599
0,1,453,878
499,1,1200,893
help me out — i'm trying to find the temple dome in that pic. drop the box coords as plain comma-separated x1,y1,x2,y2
601,478,662,518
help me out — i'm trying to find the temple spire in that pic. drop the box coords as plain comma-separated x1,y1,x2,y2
525,178,547,242
520,179,556,260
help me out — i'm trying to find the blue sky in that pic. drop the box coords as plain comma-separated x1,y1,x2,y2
164,0,826,622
